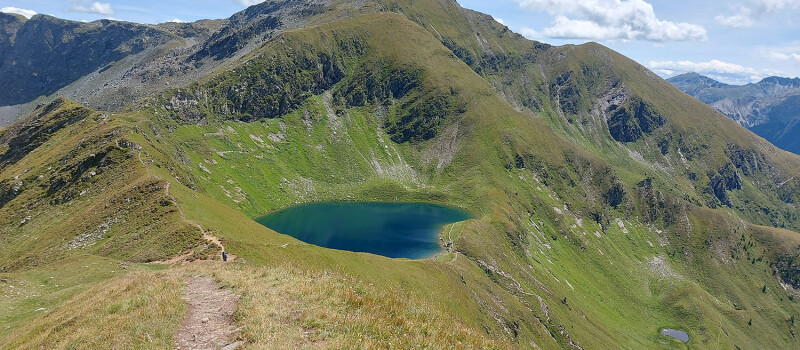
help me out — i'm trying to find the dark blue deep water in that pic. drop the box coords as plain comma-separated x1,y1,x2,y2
256,202,473,259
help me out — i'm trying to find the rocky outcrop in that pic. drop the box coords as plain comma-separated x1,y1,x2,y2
0,98,91,169
708,174,733,207
607,97,665,142
726,143,769,176
0,12,25,51
0,0,334,123
705,163,744,208
0,16,172,106
161,40,349,123
188,0,329,62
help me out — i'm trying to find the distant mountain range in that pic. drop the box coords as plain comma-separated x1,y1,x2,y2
668,72,800,155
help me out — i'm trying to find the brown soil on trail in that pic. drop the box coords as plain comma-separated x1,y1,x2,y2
175,276,242,350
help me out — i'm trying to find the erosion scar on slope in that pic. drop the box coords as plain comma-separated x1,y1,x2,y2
175,276,242,350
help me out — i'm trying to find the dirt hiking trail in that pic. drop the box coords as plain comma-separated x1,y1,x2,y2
175,276,242,350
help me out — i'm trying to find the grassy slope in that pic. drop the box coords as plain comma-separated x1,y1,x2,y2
2,1,800,349
0,99,205,271
2,265,183,349
0,99,209,345
380,4,800,345
523,45,800,347
0,98,510,348
4,261,509,350
139,11,800,349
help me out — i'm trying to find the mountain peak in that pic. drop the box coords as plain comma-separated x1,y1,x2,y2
757,75,800,87
669,70,800,155
672,72,703,79
667,72,729,97
0,11,27,23
1,11,27,46
668,72,725,85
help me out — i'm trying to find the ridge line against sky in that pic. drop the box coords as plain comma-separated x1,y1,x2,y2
2,0,799,85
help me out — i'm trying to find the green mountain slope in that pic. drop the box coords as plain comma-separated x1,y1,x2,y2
2,0,800,349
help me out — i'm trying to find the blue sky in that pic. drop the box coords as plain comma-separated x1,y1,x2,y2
2,0,799,85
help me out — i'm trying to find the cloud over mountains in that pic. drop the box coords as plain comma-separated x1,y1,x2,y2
1,6,37,18
70,2,114,16
514,0,707,42
716,0,800,27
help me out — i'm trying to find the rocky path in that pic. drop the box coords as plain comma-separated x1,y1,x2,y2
175,276,242,350
139,152,237,263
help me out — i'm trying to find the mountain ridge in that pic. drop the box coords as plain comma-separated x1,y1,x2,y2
668,72,800,155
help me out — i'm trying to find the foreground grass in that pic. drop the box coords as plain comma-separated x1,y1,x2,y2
0,256,138,340
1,261,510,350
195,263,508,349
2,270,184,349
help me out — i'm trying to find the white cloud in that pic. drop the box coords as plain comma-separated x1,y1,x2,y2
717,0,800,27
1,7,37,19
647,59,786,84
512,0,706,42
748,0,799,15
517,27,541,39
168,18,184,23
766,51,800,62
70,2,114,16
540,16,625,40
494,17,506,26
648,59,758,75
763,43,800,64
715,14,755,28
236,0,264,6
654,69,675,77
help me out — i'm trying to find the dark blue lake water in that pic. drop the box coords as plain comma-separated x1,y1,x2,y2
255,202,473,259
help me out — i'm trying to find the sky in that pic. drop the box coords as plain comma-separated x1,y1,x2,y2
2,0,799,85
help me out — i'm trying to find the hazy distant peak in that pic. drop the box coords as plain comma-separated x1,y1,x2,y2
757,76,800,87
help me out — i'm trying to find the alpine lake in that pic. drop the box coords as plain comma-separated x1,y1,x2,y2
256,202,473,259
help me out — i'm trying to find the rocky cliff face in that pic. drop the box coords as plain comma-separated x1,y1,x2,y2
669,72,800,154
0,15,175,106
189,0,329,62
0,0,344,126
0,15,229,123
0,13,25,47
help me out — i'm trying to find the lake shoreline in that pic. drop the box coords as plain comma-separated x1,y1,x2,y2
255,201,474,259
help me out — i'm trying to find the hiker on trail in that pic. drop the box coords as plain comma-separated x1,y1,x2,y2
222,251,228,262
